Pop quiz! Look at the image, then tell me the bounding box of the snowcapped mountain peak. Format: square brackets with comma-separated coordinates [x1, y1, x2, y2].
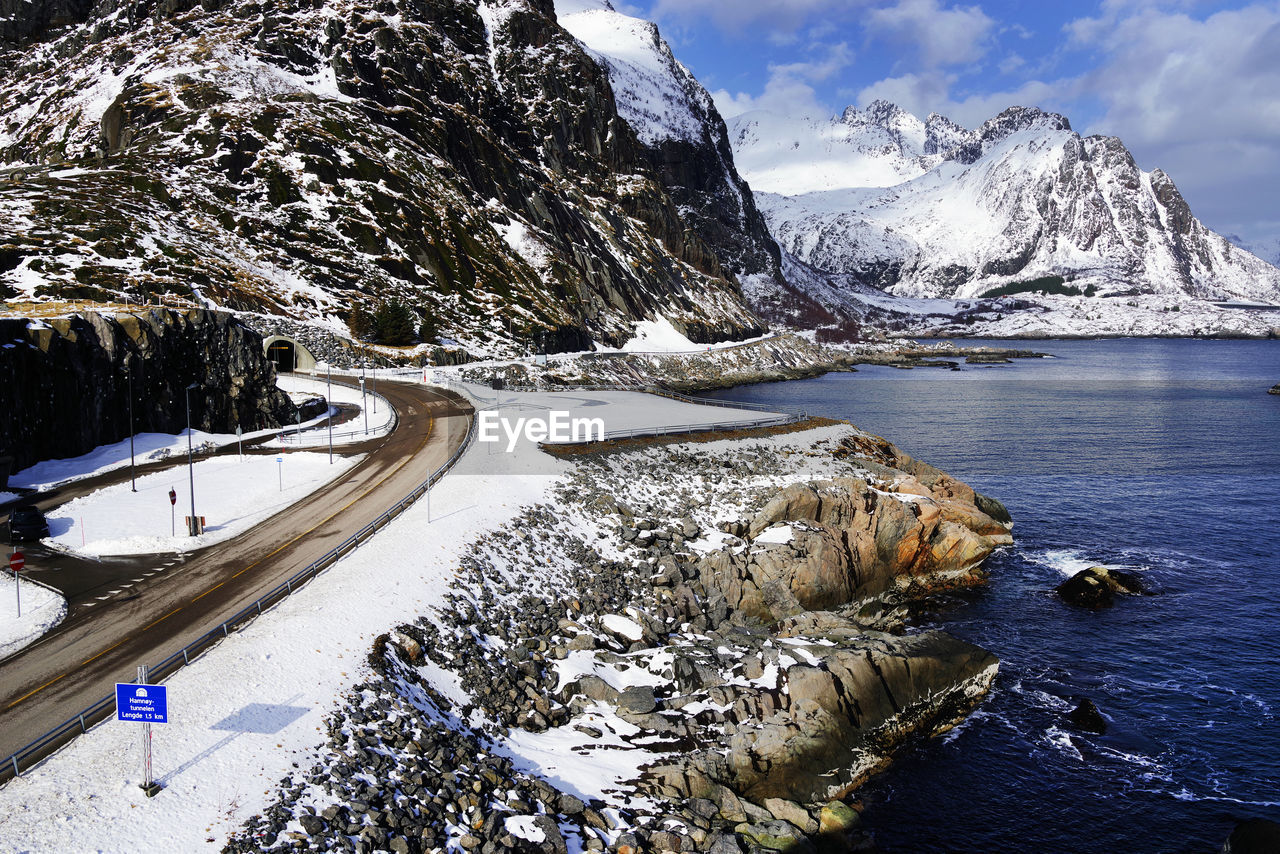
[554, 0, 617, 13]
[979, 105, 1071, 139]
[924, 112, 969, 155]
[732, 100, 1280, 306]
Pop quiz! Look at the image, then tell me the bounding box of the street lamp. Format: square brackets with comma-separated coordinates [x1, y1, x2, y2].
[184, 382, 199, 536]
[360, 369, 368, 436]
[325, 364, 333, 464]
[126, 368, 137, 492]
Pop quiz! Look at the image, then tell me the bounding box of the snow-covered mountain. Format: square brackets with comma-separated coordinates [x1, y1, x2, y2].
[731, 102, 1280, 311]
[0, 0, 776, 352]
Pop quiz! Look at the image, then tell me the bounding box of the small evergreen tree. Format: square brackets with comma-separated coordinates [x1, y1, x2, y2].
[374, 300, 416, 345]
[347, 305, 376, 340]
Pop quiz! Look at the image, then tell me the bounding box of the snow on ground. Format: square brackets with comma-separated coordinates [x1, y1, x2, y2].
[460, 383, 786, 440]
[267, 372, 393, 447]
[0, 441, 561, 853]
[10, 374, 385, 492]
[620, 316, 696, 353]
[0, 576, 67, 660]
[0, 387, 778, 852]
[9, 429, 275, 493]
[44, 451, 362, 558]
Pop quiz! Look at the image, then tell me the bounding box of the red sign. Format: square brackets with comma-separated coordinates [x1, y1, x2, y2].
[9, 552, 24, 572]
[169, 488, 177, 506]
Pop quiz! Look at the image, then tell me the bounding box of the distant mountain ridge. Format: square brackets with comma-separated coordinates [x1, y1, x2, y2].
[730, 101, 1280, 309]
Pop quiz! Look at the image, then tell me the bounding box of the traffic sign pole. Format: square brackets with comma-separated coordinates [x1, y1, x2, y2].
[139, 665, 152, 791]
[277, 456, 283, 491]
[128, 664, 165, 797]
[10, 550, 22, 618]
[169, 487, 177, 537]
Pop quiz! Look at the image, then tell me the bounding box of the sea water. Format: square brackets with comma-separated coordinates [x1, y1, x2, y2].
[705, 338, 1280, 852]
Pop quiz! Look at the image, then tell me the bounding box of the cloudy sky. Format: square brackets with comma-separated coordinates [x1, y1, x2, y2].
[629, 0, 1280, 249]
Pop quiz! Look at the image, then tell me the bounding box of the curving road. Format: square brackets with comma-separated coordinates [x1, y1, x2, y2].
[0, 379, 471, 765]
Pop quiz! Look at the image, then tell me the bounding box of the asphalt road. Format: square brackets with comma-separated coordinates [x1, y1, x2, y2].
[0, 379, 472, 763]
[0, 401, 368, 608]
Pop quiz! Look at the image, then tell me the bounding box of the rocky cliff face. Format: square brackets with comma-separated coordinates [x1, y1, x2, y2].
[0, 308, 292, 471]
[732, 102, 1280, 306]
[0, 0, 766, 351]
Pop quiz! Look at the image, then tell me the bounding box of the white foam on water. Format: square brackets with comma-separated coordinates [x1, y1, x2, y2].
[1041, 726, 1083, 762]
[1025, 548, 1144, 578]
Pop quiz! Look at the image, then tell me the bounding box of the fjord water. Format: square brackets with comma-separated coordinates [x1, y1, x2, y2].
[705, 339, 1280, 852]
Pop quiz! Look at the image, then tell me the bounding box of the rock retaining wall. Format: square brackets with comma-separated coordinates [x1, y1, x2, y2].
[0, 308, 292, 472]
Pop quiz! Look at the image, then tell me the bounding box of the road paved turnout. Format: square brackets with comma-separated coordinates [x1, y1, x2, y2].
[0, 379, 472, 764]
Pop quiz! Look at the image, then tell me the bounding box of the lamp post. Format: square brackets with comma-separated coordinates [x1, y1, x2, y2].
[360, 370, 368, 436]
[326, 364, 333, 464]
[127, 369, 137, 492]
[184, 383, 199, 536]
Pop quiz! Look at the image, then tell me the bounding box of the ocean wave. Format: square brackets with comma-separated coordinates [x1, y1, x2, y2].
[1041, 726, 1083, 761]
[1003, 678, 1073, 712]
[1170, 789, 1280, 808]
[1024, 548, 1147, 578]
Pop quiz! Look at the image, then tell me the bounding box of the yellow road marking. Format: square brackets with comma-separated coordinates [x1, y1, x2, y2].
[6, 399, 451, 711]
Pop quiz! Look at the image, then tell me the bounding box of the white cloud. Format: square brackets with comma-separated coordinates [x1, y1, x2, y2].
[865, 0, 996, 68]
[648, 0, 849, 35]
[855, 72, 1074, 127]
[711, 42, 854, 119]
[1066, 3, 1280, 236]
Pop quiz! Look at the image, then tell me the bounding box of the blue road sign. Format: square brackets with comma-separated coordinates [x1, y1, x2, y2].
[116, 683, 169, 723]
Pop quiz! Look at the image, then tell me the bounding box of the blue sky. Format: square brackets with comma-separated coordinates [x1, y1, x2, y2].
[628, 0, 1280, 248]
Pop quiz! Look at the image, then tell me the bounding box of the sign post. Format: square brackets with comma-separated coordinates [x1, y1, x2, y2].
[277, 456, 283, 491]
[168, 488, 177, 537]
[9, 551, 23, 618]
[236, 425, 243, 460]
[117, 666, 167, 797]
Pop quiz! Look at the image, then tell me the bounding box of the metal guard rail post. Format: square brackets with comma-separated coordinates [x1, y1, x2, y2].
[0, 404, 477, 784]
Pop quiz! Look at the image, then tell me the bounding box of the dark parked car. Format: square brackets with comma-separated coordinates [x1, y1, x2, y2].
[7, 504, 49, 541]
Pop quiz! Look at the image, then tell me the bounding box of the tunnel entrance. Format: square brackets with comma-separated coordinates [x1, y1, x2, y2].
[262, 335, 317, 373]
[267, 339, 296, 373]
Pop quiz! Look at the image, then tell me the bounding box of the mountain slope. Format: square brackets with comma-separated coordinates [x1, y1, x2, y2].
[0, 0, 767, 352]
[554, 0, 784, 292]
[731, 103, 1280, 307]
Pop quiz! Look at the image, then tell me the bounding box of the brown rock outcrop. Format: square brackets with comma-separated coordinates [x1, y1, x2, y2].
[702, 471, 1012, 625]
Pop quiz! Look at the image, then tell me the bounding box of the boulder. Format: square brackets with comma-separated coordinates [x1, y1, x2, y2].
[818, 800, 861, 837]
[618, 686, 657, 716]
[297, 813, 326, 836]
[734, 820, 815, 853]
[1066, 698, 1107, 734]
[762, 798, 818, 835]
[724, 631, 998, 803]
[1056, 566, 1143, 608]
[1222, 818, 1280, 853]
[1269, 384, 1280, 395]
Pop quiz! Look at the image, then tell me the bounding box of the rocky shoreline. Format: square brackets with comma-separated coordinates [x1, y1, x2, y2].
[225, 420, 1012, 853]
[452, 333, 1045, 393]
